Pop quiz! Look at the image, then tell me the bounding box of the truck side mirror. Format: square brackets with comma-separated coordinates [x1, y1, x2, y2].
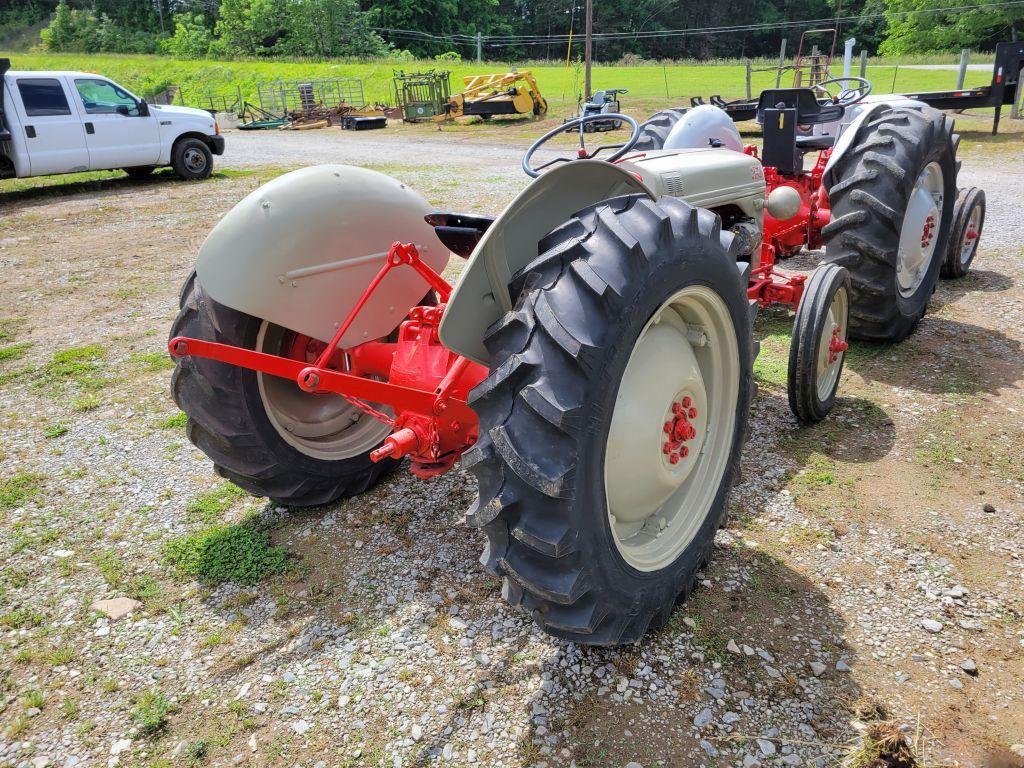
[138, 101, 150, 117]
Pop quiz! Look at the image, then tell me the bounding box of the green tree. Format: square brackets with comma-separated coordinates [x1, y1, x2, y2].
[279, 0, 388, 57]
[39, 0, 78, 51]
[214, 0, 287, 55]
[163, 13, 214, 58]
[367, 0, 507, 58]
[880, 0, 1024, 53]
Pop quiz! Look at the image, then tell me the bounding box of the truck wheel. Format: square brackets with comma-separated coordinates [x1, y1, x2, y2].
[941, 187, 985, 279]
[787, 264, 850, 423]
[124, 166, 156, 180]
[823, 106, 956, 342]
[170, 277, 397, 506]
[633, 108, 688, 151]
[171, 138, 213, 181]
[465, 194, 755, 645]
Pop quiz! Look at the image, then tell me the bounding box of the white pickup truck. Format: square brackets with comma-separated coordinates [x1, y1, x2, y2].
[1, 58, 224, 182]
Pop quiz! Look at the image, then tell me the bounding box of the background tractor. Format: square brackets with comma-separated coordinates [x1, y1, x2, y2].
[169, 88, 978, 645]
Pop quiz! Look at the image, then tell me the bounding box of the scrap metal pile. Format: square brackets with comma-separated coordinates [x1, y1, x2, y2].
[239, 76, 389, 131]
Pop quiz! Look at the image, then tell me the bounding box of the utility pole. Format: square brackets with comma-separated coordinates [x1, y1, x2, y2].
[584, 0, 593, 100]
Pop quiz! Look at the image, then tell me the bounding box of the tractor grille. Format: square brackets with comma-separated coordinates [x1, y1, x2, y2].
[663, 171, 685, 197]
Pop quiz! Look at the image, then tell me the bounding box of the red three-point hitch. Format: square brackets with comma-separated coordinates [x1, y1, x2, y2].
[169, 242, 487, 478]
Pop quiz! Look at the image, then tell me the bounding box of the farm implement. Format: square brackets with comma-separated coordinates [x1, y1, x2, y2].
[690, 40, 1024, 136]
[169, 86, 981, 645]
[393, 69, 547, 122]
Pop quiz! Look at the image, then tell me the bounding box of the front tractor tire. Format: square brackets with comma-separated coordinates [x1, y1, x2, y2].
[787, 264, 851, 423]
[823, 106, 956, 342]
[465, 194, 756, 645]
[941, 186, 985, 279]
[170, 278, 397, 506]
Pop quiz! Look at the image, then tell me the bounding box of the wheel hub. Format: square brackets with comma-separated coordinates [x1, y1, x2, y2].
[256, 322, 391, 460]
[184, 148, 206, 173]
[662, 396, 700, 465]
[827, 326, 848, 365]
[604, 286, 739, 572]
[896, 161, 944, 298]
[960, 206, 981, 265]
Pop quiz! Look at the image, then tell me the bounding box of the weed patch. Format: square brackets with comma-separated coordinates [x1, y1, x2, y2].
[0, 343, 31, 362]
[753, 311, 792, 389]
[186, 484, 246, 524]
[0, 473, 44, 509]
[160, 411, 187, 429]
[165, 518, 290, 586]
[45, 345, 106, 386]
[130, 350, 175, 373]
[44, 423, 69, 439]
[132, 689, 175, 735]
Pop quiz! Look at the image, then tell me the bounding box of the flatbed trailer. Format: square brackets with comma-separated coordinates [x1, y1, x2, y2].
[693, 41, 1024, 135]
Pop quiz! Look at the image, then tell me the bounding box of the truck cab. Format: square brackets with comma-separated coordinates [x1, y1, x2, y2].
[1, 58, 224, 182]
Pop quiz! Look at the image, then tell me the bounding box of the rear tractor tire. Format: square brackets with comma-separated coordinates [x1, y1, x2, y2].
[823, 106, 956, 342]
[941, 187, 985, 279]
[170, 277, 397, 506]
[633, 108, 689, 151]
[787, 264, 851, 423]
[465, 194, 757, 645]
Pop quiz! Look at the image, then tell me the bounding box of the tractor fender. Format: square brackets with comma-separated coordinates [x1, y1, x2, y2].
[439, 160, 654, 366]
[195, 165, 446, 346]
[824, 97, 925, 184]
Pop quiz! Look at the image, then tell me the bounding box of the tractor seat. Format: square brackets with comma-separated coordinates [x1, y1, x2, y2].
[756, 88, 844, 126]
[794, 134, 836, 151]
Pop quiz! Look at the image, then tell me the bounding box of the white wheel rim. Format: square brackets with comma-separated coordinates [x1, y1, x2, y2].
[959, 203, 982, 266]
[604, 286, 739, 572]
[814, 286, 849, 401]
[256, 321, 391, 461]
[896, 161, 944, 298]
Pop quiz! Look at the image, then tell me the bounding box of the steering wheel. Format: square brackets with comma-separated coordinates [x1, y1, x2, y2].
[522, 113, 641, 178]
[813, 76, 872, 106]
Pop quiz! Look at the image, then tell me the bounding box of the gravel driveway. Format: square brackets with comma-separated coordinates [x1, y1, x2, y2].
[0, 115, 1022, 768]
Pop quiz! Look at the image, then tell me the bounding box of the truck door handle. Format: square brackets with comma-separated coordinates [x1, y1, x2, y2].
[25, 125, 35, 138]
[85, 122, 94, 134]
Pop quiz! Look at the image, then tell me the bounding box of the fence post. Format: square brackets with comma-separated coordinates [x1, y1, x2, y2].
[957, 48, 970, 89]
[843, 37, 856, 78]
[476, 32, 482, 63]
[776, 38, 787, 88]
[859, 50, 867, 79]
[746, 59, 752, 99]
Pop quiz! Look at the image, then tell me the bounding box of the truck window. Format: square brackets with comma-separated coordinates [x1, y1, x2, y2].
[17, 78, 71, 116]
[75, 79, 139, 115]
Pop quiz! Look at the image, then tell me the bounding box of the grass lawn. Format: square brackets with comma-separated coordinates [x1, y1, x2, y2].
[5, 52, 999, 114]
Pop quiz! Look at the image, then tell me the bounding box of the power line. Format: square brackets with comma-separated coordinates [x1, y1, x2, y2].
[372, 0, 1024, 47]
